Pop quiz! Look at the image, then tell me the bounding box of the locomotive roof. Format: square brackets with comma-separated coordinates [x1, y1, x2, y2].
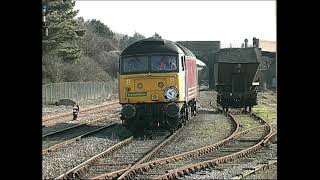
[216, 47, 262, 63]
[121, 38, 196, 58]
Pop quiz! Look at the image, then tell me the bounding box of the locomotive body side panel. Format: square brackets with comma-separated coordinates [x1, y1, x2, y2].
[185, 57, 198, 102]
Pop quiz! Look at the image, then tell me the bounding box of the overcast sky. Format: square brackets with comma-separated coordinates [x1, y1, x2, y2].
[75, 1, 276, 47]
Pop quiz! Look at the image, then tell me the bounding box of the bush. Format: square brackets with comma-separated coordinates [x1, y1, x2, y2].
[42, 55, 65, 84]
[96, 51, 120, 78]
[62, 57, 112, 82]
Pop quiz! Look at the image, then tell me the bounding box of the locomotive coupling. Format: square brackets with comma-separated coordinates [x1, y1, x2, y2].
[165, 102, 180, 117]
[121, 104, 136, 119]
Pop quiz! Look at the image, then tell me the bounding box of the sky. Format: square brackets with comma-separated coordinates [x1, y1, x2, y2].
[74, 1, 276, 48]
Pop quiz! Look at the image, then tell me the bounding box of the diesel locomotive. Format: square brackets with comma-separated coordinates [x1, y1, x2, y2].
[118, 38, 199, 131]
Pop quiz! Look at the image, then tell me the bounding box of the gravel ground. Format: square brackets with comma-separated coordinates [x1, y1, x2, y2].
[153, 111, 232, 159]
[42, 94, 118, 117]
[198, 90, 217, 109]
[42, 124, 131, 179]
[245, 163, 277, 179]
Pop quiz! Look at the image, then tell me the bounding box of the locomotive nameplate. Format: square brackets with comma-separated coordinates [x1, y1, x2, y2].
[127, 92, 147, 97]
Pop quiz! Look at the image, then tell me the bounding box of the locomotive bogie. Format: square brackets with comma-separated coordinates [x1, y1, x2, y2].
[120, 99, 197, 131]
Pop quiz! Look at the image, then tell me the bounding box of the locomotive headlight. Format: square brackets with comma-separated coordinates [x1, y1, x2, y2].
[121, 104, 136, 119]
[152, 94, 159, 101]
[137, 83, 143, 89]
[158, 82, 164, 88]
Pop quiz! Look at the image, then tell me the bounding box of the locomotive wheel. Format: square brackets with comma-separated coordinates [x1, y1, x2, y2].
[176, 116, 183, 128]
[192, 102, 197, 116]
[166, 117, 180, 132]
[182, 116, 186, 126]
[185, 106, 189, 121]
[188, 106, 192, 120]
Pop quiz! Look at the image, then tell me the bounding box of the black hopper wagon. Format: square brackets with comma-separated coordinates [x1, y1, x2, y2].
[214, 47, 261, 112]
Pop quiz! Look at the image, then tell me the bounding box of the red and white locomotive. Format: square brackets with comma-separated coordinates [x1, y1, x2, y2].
[118, 38, 199, 131]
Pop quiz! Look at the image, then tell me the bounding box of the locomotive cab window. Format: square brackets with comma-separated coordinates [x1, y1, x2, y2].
[121, 56, 149, 74]
[151, 55, 178, 72]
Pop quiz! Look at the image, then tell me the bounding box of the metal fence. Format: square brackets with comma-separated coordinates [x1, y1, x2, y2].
[42, 81, 118, 104]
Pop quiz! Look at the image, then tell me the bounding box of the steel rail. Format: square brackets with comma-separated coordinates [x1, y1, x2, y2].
[43, 101, 120, 125]
[55, 136, 134, 180]
[152, 113, 276, 180]
[90, 127, 185, 180]
[42, 112, 120, 138]
[118, 121, 267, 179]
[116, 127, 184, 180]
[100, 110, 240, 180]
[42, 121, 118, 155]
[87, 109, 209, 180]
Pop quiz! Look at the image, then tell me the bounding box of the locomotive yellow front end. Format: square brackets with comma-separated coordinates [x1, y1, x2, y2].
[118, 38, 198, 132]
[119, 57, 185, 131]
[119, 73, 183, 104]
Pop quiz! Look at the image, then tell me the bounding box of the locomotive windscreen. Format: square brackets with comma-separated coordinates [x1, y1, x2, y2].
[121, 56, 149, 74]
[151, 55, 177, 72]
[120, 55, 179, 74]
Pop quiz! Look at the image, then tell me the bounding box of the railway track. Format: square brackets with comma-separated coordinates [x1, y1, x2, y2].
[151, 113, 276, 180]
[231, 158, 277, 179]
[55, 128, 183, 179]
[53, 107, 235, 180]
[42, 100, 120, 126]
[49, 95, 276, 179]
[116, 111, 275, 180]
[43, 113, 120, 155]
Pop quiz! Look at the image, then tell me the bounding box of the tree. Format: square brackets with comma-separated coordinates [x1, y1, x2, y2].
[42, 0, 82, 63]
[42, 54, 65, 84]
[96, 51, 120, 78]
[119, 32, 146, 50]
[87, 19, 114, 39]
[62, 57, 112, 82]
[119, 35, 129, 50]
[77, 19, 118, 58]
[152, 32, 162, 39]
